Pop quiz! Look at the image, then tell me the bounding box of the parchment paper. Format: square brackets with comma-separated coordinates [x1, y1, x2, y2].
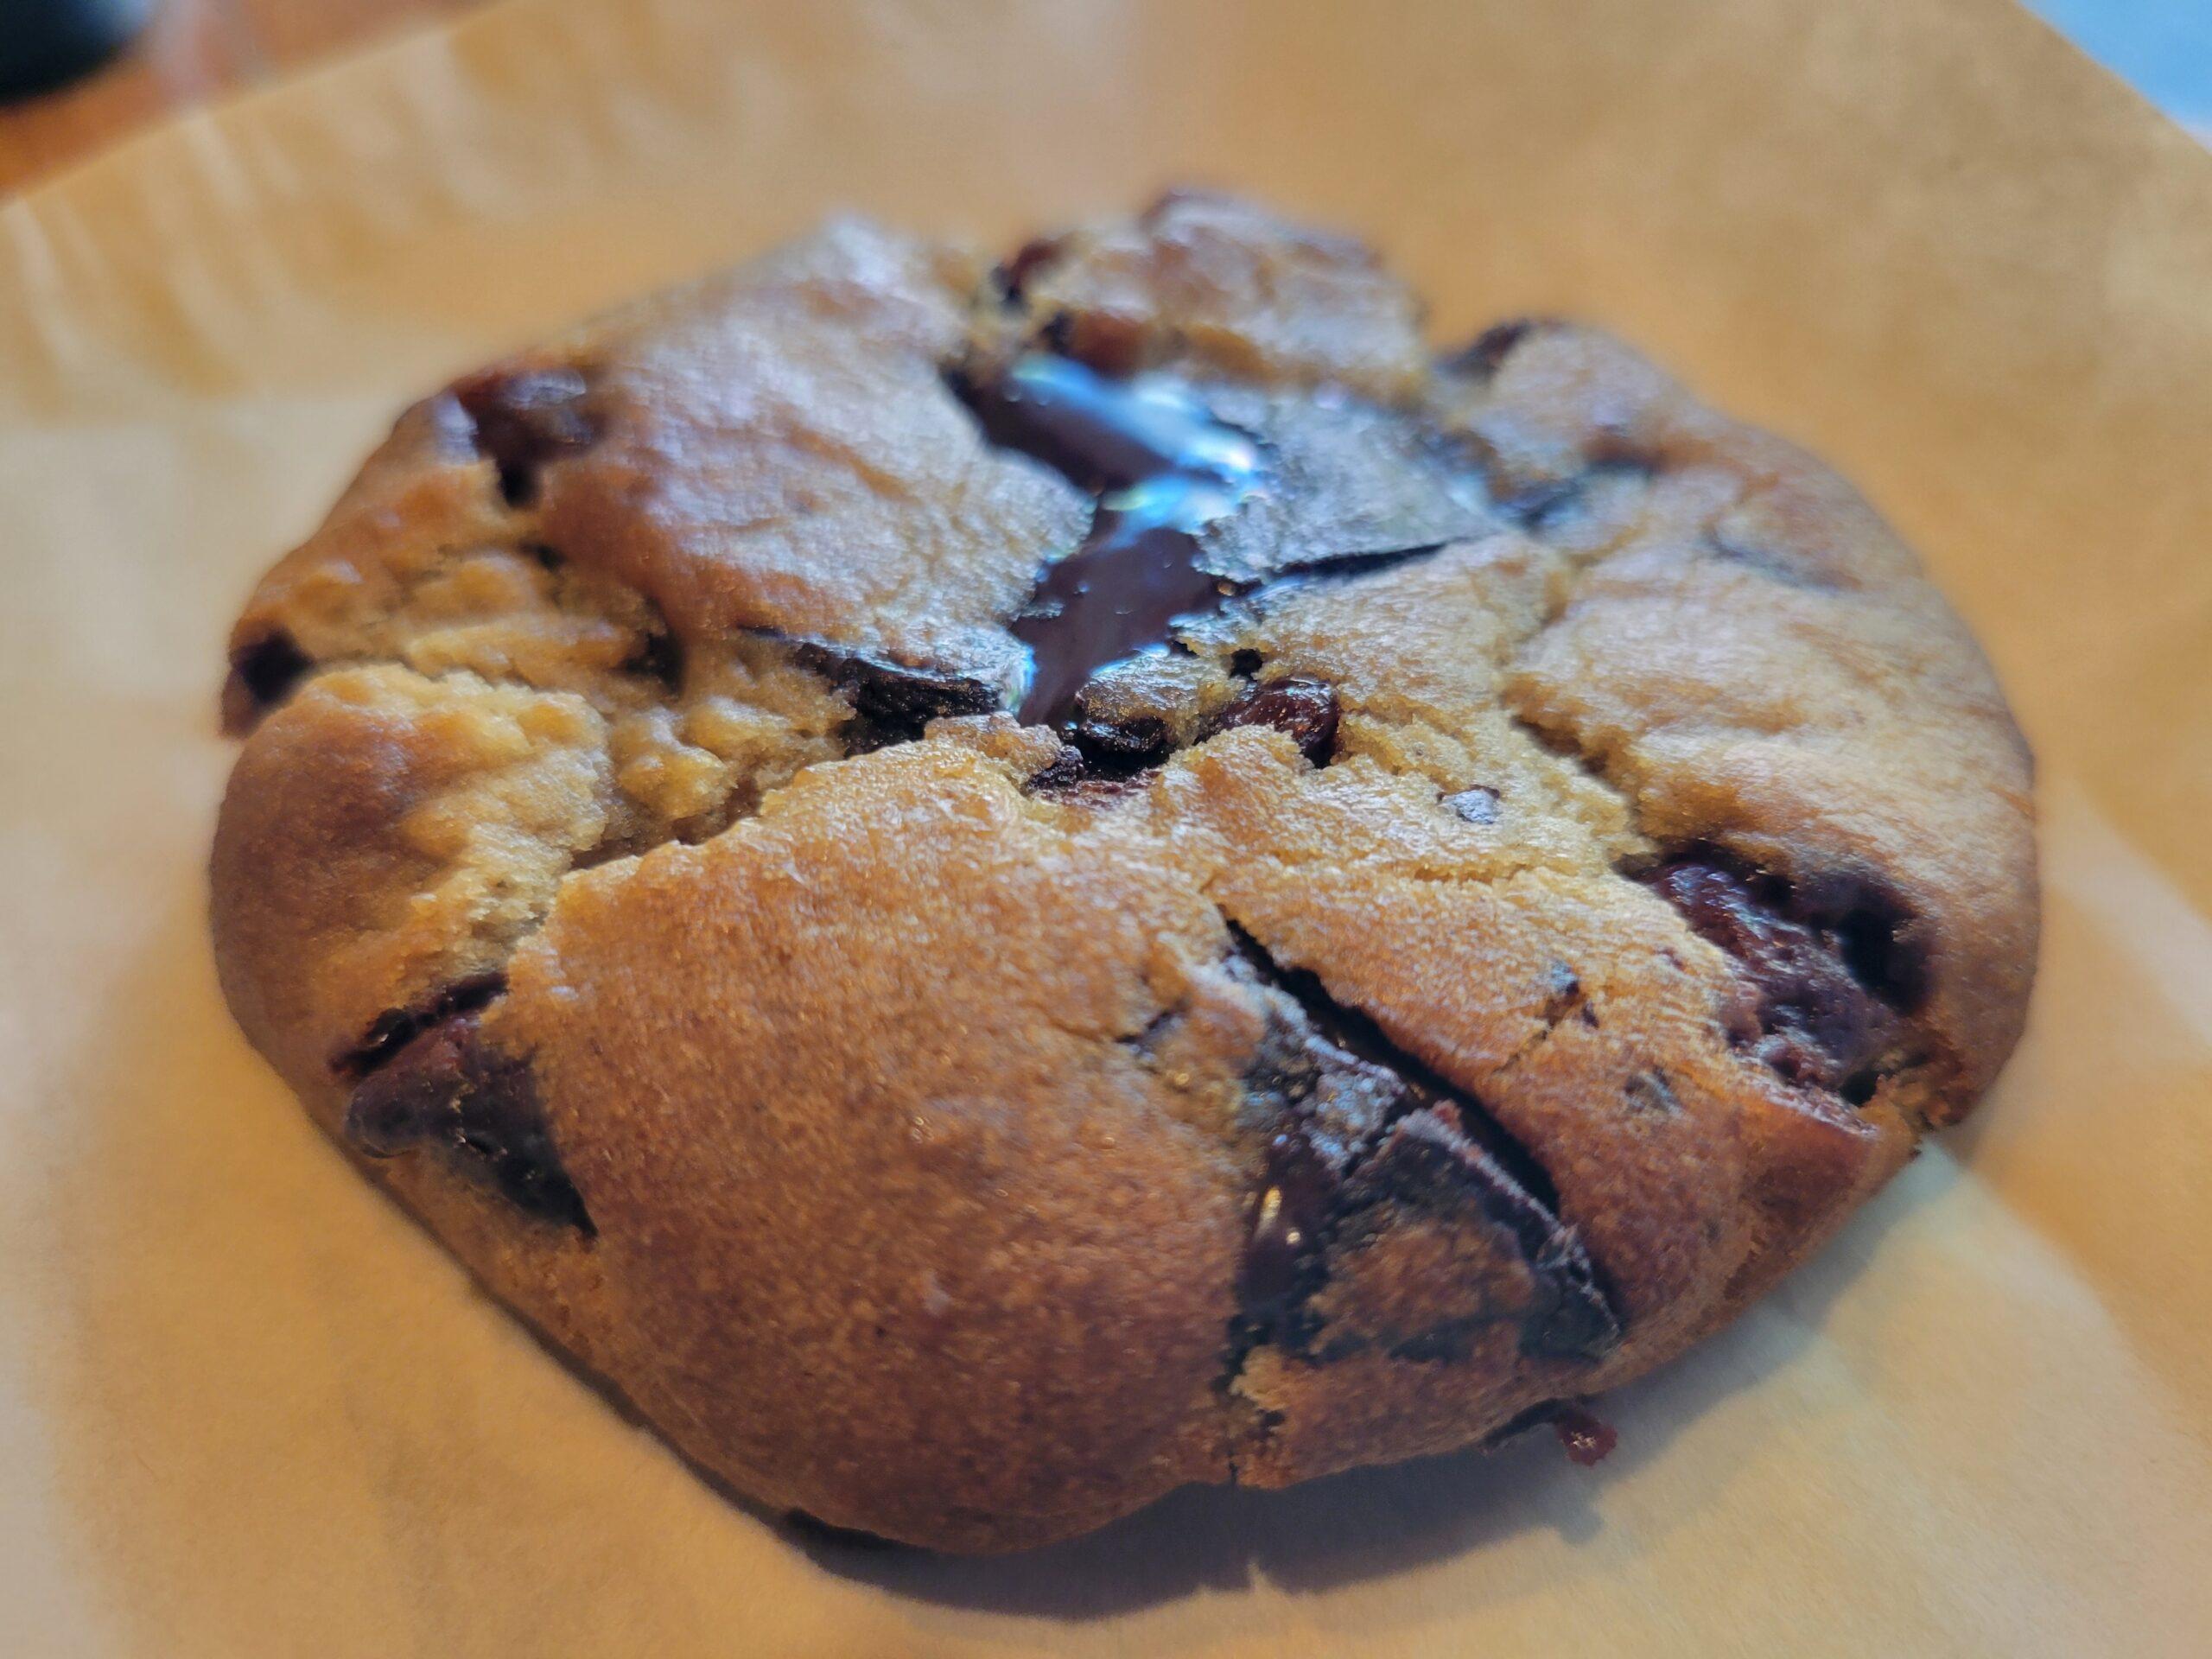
[3, 1, 2209, 1653]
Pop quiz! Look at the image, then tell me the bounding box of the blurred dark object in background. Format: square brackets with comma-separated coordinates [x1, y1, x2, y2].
[0, 0, 153, 100]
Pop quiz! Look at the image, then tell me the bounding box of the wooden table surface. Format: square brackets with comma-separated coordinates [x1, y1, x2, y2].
[0, 0, 477, 196]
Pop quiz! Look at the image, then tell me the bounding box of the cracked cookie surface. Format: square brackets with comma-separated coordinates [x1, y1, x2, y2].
[210, 192, 2037, 1552]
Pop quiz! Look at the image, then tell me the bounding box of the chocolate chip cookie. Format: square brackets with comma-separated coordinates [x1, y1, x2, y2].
[210, 192, 2037, 1552]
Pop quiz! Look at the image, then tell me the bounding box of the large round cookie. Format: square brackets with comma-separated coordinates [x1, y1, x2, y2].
[210, 193, 2037, 1552]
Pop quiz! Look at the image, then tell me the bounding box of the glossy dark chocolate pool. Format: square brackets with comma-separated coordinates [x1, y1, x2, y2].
[957, 354, 1267, 728]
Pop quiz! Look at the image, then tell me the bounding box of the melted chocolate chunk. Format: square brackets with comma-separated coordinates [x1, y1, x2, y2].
[219, 629, 313, 734]
[1348, 1107, 1620, 1363]
[343, 1005, 591, 1231]
[1231, 970, 1421, 1344]
[1048, 667, 1338, 786]
[454, 366, 600, 507]
[1014, 528, 1236, 728]
[954, 354, 1264, 728]
[956, 354, 1261, 510]
[1227, 931, 1619, 1363]
[1060, 654, 1224, 768]
[1252, 947, 1565, 1217]
[1024, 758, 1155, 808]
[785, 640, 1000, 750]
[1786, 865, 1928, 1010]
[1238, 1127, 1344, 1330]
[624, 627, 684, 693]
[1195, 389, 1491, 578]
[1068, 706, 1174, 768]
[954, 353, 1493, 747]
[1022, 746, 1095, 796]
[1642, 850, 1917, 1096]
[333, 972, 507, 1080]
[1204, 677, 1340, 765]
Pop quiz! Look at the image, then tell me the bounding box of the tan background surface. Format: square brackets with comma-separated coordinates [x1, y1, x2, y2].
[2, 0, 2209, 1653]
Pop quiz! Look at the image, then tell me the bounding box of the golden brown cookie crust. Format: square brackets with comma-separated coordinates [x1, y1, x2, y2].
[211, 194, 2036, 1552]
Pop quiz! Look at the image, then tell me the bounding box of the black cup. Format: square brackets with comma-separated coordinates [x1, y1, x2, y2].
[0, 0, 153, 100]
